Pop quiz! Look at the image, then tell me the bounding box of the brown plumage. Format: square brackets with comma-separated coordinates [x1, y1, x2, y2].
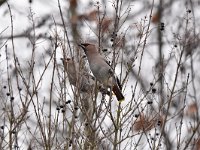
[79, 43, 124, 101]
[61, 58, 95, 92]
[62, 58, 110, 95]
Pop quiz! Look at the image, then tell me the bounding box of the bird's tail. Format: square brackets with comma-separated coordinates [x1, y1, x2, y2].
[113, 84, 124, 102]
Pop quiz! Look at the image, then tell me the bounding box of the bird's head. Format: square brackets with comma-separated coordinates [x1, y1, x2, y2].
[60, 58, 74, 67]
[78, 43, 97, 54]
[78, 43, 90, 49]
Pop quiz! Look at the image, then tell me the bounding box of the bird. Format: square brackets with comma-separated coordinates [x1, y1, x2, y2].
[79, 43, 124, 101]
[61, 57, 109, 95]
[61, 58, 95, 124]
[61, 58, 95, 93]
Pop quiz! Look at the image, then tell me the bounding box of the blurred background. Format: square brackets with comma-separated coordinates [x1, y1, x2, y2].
[0, 0, 200, 149]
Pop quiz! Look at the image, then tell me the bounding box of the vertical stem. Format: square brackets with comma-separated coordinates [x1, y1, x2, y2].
[112, 1, 121, 149]
[157, 0, 164, 108]
[113, 103, 121, 150]
[48, 40, 58, 149]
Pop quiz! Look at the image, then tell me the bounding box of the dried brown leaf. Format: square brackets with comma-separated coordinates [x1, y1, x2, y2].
[101, 18, 112, 33]
[152, 12, 160, 24]
[86, 10, 99, 21]
[186, 103, 198, 116]
[133, 114, 163, 132]
[70, 0, 77, 8]
[195, 139, 200, 150]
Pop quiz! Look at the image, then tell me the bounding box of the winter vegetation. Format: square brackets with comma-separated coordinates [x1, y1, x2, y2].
[0, 0, 200, 149]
